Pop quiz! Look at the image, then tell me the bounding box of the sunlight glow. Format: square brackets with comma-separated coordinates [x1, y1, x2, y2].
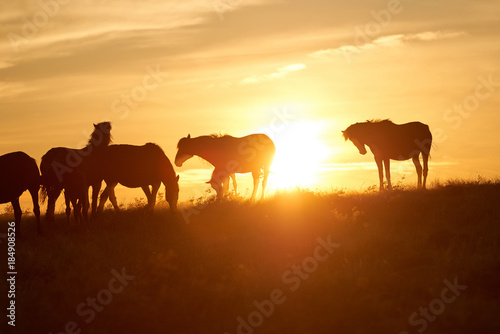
[268, 120, 331, 189]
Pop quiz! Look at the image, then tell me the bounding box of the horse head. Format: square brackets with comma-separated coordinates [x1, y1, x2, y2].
[166, 174, 180, 214]
[343, 127, 367, 155]
[89, 122, 112, 149]
[175, 134, 194, 167]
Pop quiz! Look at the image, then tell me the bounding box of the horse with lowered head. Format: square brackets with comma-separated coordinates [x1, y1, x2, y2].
[0, 152, 41, 234]
[175, 134, 276, 200]
[40, 122, 112, 221]
[96, 143, 179, 214]
[343, 120, 432, 190]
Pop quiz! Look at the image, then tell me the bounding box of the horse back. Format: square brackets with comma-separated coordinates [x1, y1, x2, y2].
[99, 143, 175, 186]
[0, 151, 40, 203]
[219, 134, 275, 172]
[383, 122, 432, 159]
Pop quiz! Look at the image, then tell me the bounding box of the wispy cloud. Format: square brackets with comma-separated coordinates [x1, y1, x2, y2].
[309, 30, 467, 60]
[240, 63, 306, 85]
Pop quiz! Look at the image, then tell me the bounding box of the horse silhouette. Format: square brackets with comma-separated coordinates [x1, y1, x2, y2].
[175, 134, 276, 200]
[40, 122, 112, 221]
[0, 152, 41, 234]
[96, 143, 179, 214]
[343, 120, 432, 190]
[206, 169, 237, 198]
[62, 169, 88, 224]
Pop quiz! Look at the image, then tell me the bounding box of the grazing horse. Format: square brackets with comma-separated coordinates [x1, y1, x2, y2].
[96, 143, 179, 214]
[175, 134, 276, 200]
[207, 169, 237, 198]
[41, 122, 112, 221]
[343, 120, 432, 190]
[0, 152, 41, 234]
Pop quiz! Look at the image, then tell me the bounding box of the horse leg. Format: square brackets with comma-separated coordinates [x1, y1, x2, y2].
[81, 189, 89, 224]
[230, 174, 237, 195]
[46, 187, 61, 222]
[90, 182, 101, 219]
[251, 171, 260, 201]
[384, 159, 393, 191]
[29, 185, 41, 234]
[107, 183, 120, 211]
[422, 153, 429, 189]
[150, 182, 160, 213]
[64, 190, 71, 224]
[375, 157, 384, 191]
[412, 155, 423, 188]
[221, 175, 229, 197]
[141, 185, 152, 208]
[11, 198, 22, 234]
[97, 186, 110, 213]
[261, 169, 270, 200]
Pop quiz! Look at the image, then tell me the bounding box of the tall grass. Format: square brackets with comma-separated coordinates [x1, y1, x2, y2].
[1, 179, 500, 334]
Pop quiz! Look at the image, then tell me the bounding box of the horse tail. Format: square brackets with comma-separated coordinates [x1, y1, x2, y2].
[39, 174, 50, 204]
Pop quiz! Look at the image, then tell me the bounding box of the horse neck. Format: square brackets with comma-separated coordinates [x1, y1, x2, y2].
[189, 137, 223, 166]
[356, 123, 378, 144]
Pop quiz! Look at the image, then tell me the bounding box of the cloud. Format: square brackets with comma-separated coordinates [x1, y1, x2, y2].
[309, 30, 466, 60]
[240, 63, 306, 85]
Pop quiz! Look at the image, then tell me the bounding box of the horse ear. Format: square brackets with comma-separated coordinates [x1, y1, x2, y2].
[94, 123, 97, 128]
[187, 134, 191, 139]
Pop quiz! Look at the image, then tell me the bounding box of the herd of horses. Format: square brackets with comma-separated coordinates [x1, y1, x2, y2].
[0, 119, 432, 234]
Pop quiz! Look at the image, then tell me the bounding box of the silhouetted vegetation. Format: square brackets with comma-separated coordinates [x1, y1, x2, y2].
[2, 179, 500, 334]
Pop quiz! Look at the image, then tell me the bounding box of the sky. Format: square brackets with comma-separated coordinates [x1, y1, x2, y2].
[1, 0, 500, 209]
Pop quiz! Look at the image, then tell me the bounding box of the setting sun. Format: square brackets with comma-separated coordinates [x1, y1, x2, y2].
[267, 120, 331, 189]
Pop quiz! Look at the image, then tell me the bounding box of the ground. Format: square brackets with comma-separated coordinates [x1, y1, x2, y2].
[1, 179, 500, 334]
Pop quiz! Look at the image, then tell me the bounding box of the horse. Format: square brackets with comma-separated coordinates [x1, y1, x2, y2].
[40, 122, 112, 221]
[62, 169, 88, 224]
[343, 120, 432, 191]
[175, 134, 276, 200]
[0, 152, 41, 234]
[96, 143, 179, 214]
[206, 169, 237, 198]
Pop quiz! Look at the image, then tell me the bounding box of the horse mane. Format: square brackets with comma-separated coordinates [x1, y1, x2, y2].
[343, 119, 393, 141]
[88, 122, 112, 148]
[366, 119, 393, 124]
[209, 133, 228, 138]
[178, 133, 234, 148]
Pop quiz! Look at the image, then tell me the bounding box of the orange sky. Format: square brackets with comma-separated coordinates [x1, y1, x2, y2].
[1, 0, 500, 209]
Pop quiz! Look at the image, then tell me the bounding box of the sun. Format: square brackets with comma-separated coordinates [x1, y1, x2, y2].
[267, 120, 330, 189]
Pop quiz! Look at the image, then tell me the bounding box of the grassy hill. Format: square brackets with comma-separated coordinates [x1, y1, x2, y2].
[2, 179, 500, 334]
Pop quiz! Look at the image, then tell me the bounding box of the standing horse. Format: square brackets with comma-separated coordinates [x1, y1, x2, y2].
[0, 152, 41, 234]
[62, 169, 88, 224]
[343, 120, 432, 190]
[175, 134, 276, 200]
[96, 143, 179, 214]
[41, 122, 112, 221]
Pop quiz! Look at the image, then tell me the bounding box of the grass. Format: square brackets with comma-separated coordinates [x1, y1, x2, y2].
[1, 179, 500, 334]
